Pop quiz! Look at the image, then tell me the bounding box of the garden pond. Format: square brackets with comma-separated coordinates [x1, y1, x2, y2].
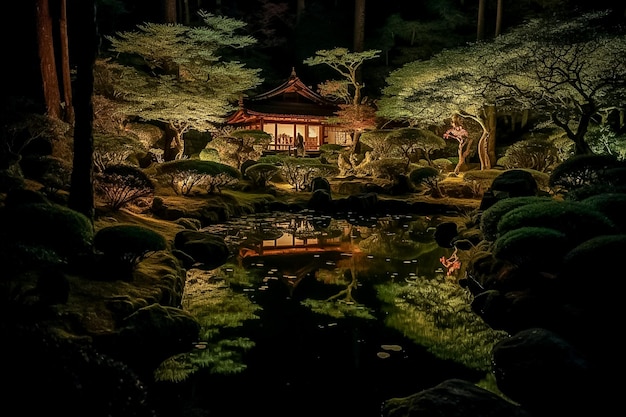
[156, 211, 507, 417]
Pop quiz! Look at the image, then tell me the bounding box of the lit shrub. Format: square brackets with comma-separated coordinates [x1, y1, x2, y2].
[95, 164, 155, 210]
[496, 200, 616, 249]
[479, 196, 552, 241]
[244, 163, 281, 188]
[369, 158, 408, 181]
[279, 157, 339, 191]
[93, 132, 146, 172]
[549, 154, 620, 195]
[94, 224, 168, 280]
[155, 159, 241, 196]
[409, 166, 443, 197]
[499, 138, 559, 172]
[492, 227, 569, 272]
[581, 192, 626, 233]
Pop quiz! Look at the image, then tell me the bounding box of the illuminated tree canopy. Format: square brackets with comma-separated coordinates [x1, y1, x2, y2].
[378, 9, 626, 164]
[98, 11, 262, 160]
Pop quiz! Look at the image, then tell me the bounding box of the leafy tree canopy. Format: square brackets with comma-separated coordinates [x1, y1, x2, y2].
[99, 11, 263, 159]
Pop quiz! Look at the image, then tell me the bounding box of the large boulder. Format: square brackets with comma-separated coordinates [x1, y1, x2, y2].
[382, 378, 531, 417]
[491, 327, 603, 415]
[174, 230, 230, 270]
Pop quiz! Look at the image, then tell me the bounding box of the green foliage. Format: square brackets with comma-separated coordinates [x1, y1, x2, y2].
[586, 124, 626, 160]
[496, 200, 616, 249]
[499, 138, 559, 172]
[376, 278, 508, 371]
[95, 164, 155, 210]
[387, 127, 446, 166]
[301, 298, 376, 320]
[581, 192, 626, 233]
[93, 132, 146, 172]
[409, 166, 442, 197]
[100, 12, 262, 158]
[206, 129, 271, 169]
[0, 203, 94, 266]
[368, 158, 408, 181]
[20, 155, 72, 195]
[155, 159, 241, 195]
[244, 163, 280, 188]
[157, 268, 262, 382]
[198, 147, 220, 162]
[377, 10, 626, 158]
[560, 234, 626, 283]
[480, 196, 553, 241]
[94, 224, 168, 269]
[279, 157, 339, 191]
[492, 227, 569, 271]
[549, 154, 621, 194]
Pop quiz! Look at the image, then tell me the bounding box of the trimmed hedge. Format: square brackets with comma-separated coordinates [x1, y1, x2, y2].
[496, 200, 616, 249]
[479, 196, 553, 241]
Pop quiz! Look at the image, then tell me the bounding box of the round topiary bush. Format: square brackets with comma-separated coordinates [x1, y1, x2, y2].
[479, 196, 553, 241]
[496, 200, 616, 250]
[0, 202, 94, 268]
[94, 224, 168, 280]
[492, 227, 569, 272]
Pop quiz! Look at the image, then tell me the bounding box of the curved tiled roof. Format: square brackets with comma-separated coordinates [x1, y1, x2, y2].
[227, 68, 338, 124]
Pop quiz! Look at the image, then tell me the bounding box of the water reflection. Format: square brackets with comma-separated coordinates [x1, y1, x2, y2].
[172, 211, 504, 417]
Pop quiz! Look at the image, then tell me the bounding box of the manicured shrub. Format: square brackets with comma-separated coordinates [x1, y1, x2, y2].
[490, 169, 538, 197]
[581, 192, 626, 233]
[559, 234, 626, 284]
[244, 163, 280, 188]
[480, 196, 554, 241]
[155, 159, 241, 195]
[94, 224, 168, 280]
[492, 227, 569, 272]
[499, 138, 559, 172]
[95, 164, 155, 210]
[549, 154, 620, 194]
[0, 202, 94, 267]
[409, 166, 442, 197]
[496, 200, 615, 249]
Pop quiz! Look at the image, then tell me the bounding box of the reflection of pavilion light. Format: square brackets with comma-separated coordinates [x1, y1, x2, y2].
[403, 260, 411, 264]
[367, 255, 374, 259]
[314, 254, 320, 258]
[326, 261, 335, 266]
[340, 252, 352, 257]
[385, 258, 391, 262]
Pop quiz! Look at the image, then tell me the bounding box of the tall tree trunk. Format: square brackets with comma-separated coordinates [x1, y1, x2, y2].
[36, 0, 62, 119]
[163, 0, 177, 23]
[484, 104, 497, 168]
[68, 0, 98, 224]
[476, 0, 486, 41]
[59, 0, 74, 123]
[296, 0, 305, 25]
[353, 0, 365, 53]
[494, 0, 503, 37]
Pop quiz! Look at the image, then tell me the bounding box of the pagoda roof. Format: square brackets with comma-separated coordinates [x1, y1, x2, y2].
[227, 68, 339, 124]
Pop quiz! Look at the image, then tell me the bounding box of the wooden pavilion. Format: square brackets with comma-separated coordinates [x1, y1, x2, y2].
[226, 68, 350, 153]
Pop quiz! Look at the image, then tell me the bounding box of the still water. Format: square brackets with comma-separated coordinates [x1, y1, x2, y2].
[167, 211, 504, 417]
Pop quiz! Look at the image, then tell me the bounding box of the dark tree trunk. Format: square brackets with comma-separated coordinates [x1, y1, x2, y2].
[477, 0, 486, 41]
[163, 0, 177, 23]
[495, 0, 503, 37]
[68, 0, 98, 224]
[36, 0, 62, 119]
[59, 0, 74, 123]
[353, 0, 365, 53]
